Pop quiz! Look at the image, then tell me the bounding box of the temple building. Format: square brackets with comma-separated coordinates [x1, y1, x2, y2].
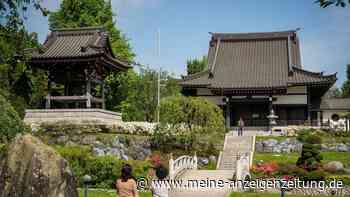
[180, 30, 337, 128]
[24, 27, 130, 124]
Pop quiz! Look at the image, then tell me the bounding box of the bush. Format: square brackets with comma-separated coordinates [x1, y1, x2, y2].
[55, 145, 151, 189]
[55, 145, 91, 186]
[300, 170, 326, 182]
[85, 156, 123, 188]
[251, 161, 279, 177]
[305, 135, 322, 144]
[154, 96, 225, 154]
[159, 96, 225, 133]
[150, 124, 195, 152]
[327, 175, 350, 186]
[0, 94, 24, 142]
[297, 143, 323, 171]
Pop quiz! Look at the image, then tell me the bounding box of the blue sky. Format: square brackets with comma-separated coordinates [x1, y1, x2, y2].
[24, 0, 350, 87]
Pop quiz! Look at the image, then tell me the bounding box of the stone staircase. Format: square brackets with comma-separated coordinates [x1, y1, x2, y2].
[217, 135, 254, 170]
[169, 134, 255, 197]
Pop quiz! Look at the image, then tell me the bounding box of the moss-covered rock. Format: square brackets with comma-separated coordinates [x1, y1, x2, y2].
[0, 134, 78, 197]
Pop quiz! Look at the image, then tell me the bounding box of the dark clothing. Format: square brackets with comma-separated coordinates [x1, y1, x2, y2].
[238, 119, 244, 136]
[238, 127, 243, 136]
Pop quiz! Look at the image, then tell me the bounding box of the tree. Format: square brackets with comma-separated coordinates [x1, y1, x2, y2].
[49, 0, 134, 61]
[186, 56, 208, 75]
[342, 64, 350, 97]
[316, 0, 349, 7]
[117, 67, 180, 122]
[0, 94, 24, 142]
[159, 96, 225, 132]
[324, 86, 342, 98]
[297, 134, 323, 171]
[0, 0, 48, 28]
[0, 22, 46, 117]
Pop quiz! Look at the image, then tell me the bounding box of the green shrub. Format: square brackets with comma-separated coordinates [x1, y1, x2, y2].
[154, 96, 225, 154]
[300, 170, 326, 182]
[55, 145, 91, 186]
[0, 94, 24, 142]
[327, 175, 350, 186]
[297, 143, 323, 171]
[85, 156, 122, 188]
[159, 96, 225, 133]
[55, 145, 151, 189]
[150, 124, 195, 152]
[0, 143, 7, 157]
[38, 122, 111, 138]
[305, 135, 322, 144]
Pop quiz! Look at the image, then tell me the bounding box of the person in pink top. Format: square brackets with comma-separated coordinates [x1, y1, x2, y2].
[116, 164, 139, 197]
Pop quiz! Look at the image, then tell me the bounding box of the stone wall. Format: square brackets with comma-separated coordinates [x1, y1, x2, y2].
[24, 108, 122, 125]
[256, 138, 350, 153]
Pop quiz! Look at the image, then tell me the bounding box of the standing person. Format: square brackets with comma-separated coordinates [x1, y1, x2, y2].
[116, 164, 139, 197]
[238, 117, 245, 136]
[150, 164, 169, 197]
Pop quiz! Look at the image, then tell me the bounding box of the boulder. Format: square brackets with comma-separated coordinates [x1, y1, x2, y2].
[209, 155, 217, 163]
[324, 161, 344, 172]
[0, 134, 78, 197]
[262, 139, 278, 147]
[92, 147, 105, 156]
[198, 157, 209, 166]
[336, 144, 349, 152]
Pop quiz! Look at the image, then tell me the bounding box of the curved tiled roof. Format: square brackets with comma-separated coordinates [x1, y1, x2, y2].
[180, 30, 336, 90]
[320, 98, 350, 110]
[29, 27, 131, 70]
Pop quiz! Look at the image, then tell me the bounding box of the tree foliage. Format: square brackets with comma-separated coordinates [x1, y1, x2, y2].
[342, 64, 350, 97]
[0, 94, 24, 142]
[186, 56, 208, 75]
[297, 134, 323, 171]
[0, 22, 47, 117]
[316, 0, 349, 7]
[49, 0, 134, 61]
[107, 68, 180, 122]
[324, 86, 342, 98]
[0, 0, 48, 29]
[159, 96, 225, 132]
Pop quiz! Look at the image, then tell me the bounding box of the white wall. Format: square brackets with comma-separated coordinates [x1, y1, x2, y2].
[287, 86, 307, 94]
[273, 95, 307, 105]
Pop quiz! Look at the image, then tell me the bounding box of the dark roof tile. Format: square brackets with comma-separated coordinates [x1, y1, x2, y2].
[180, 30, 336, 90]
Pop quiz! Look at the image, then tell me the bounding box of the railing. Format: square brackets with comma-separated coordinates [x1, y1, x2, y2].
[169, 154, 198, 179]
[232, 119, 321, 127]
[235, 152, 252, 181]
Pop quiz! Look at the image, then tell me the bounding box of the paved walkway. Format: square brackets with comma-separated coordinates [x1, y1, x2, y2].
[169, 133, 255, 197]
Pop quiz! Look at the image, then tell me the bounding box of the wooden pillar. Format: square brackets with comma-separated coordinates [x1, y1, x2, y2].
[45, 71, 51, 109]
[225, 97, 231, 129]
[102, 81, 106, 109]
[86, 79, 91, 108]
[317, 111, 321, 127]
[307, 87, 311, 123]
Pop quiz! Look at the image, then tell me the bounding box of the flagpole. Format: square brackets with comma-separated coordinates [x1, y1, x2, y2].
[157, 29, 161, 123]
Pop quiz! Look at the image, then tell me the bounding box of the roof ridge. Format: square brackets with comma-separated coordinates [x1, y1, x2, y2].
[292, 66, 337, 78]
[182, 70, 210, 81]
[210, 29, 297, 36]
[51, 26, 105, 32]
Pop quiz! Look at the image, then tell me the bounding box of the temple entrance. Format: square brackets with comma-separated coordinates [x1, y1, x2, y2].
[230, 102, 269, 127]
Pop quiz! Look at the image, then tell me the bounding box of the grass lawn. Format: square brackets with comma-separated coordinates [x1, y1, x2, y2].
[78, 189, 151, 197]
[254, 152, 350, 168]
[230, 192, 327, 197]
